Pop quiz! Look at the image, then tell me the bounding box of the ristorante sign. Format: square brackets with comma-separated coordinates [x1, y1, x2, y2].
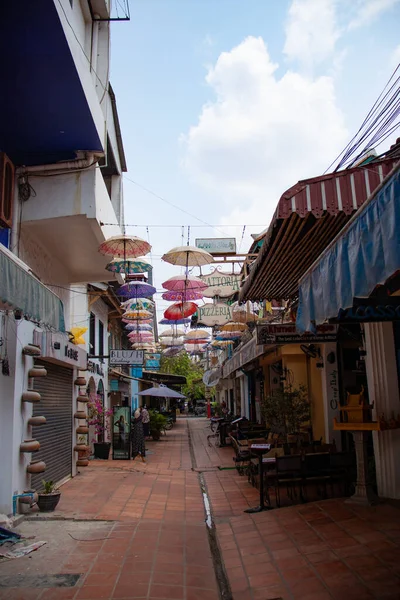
[200, 268, 242, 298]
[257, 323, 337, 345]
[197, 302, 233, 326]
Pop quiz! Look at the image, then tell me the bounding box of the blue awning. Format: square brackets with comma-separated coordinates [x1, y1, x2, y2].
[296, 164, 400, 332]
[0, 245, 65, 332]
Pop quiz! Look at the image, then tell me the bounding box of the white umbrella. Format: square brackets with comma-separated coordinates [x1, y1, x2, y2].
[185, 329, 210, 339]
[159, 327, 186, 338]
[162, 245, 214, 267]
[160, 337, 185, 346]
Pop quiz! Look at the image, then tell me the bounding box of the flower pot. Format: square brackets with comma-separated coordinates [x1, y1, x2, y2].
[27, 460, 46, 474]
[76, 459, 89, 467]
[28, 365, 47, 378]
[74, 377, 87, 387]
[77, 394, 89, 403]
[76, 425, 89, 434]
[74, 444, 90, 453]
[93, 442, 111, 459]
[20, 439, 40, 453]
[151, 430, 161, 441]
[37, 491, 61, 512]
[74, 410, 87, 419]
[22, 344, 41, 357]
[23, 489, 39, 504]
[28, 416, 47, 426]
[22, 390, 41, 403]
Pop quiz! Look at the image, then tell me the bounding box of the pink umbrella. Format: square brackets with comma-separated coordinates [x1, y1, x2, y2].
[162, 290, 203, 302]
[184, 338, 209, 345]
[98, 235, 151, 258]
[162, 275, 207, 293]
[123, 319, 153, 326]
[164, 302, 198, 320]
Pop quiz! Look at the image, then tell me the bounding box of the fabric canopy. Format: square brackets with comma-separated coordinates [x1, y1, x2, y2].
[138, 384, 186, 398]
[296, 165, 400, 333]
[0, 244, 65, 331]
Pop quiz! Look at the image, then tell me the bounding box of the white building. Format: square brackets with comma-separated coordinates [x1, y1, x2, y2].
[0, 0, 128, 515]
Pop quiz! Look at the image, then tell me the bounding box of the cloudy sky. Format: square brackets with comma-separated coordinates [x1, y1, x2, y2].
[110, 0, 400, 322]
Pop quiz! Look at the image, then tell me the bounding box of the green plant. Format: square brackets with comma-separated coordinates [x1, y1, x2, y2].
[160, 353, 206, 400]
[149, 410, 167, 438]
[41, 480, 57, 494]
[261, 384, 311, 439]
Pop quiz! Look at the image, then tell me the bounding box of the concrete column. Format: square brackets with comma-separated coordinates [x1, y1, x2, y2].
[364, 322, 400, 499]
[320, 343, 341, 448]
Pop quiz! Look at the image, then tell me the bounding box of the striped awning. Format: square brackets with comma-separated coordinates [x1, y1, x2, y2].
[239, 158, 398, 302]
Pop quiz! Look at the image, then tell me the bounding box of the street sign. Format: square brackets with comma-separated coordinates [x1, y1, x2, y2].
[256, 323, 337, 345]
[197, 302, 233, 326]
[195, 238, 237, 255]
[200, 268, 242, 298]
[109, 349, 144, 366]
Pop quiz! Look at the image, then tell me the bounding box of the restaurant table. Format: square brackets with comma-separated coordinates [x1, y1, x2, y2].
[244, 444, 271, 513]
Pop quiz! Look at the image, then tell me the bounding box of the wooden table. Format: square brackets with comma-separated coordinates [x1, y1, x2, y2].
[244, 444, 271, 513]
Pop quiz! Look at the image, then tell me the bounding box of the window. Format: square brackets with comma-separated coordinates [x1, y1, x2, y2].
[99, 320, 104, 359]
[89, 313, 96, 354]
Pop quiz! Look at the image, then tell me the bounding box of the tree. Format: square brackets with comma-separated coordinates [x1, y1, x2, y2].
[260, 384, 311, 439]
[160, 353, 206, 400]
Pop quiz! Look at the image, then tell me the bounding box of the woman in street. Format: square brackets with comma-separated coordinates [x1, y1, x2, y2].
[141, 405, 150, 439]
[131, 408, 146, 462]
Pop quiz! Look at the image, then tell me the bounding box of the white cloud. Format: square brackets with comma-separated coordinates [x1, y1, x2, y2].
[181, 36, 348, 233]
[390, 44, 400, 70]
[348, 0, 400, 30]
[283, 0, 339, 70]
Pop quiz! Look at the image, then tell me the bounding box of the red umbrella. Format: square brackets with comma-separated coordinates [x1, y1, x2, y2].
[184, 338, 209, 345]
[164, 302, 198, 320]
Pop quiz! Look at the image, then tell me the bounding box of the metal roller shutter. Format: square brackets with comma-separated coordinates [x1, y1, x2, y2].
[31, 361, 73, 490]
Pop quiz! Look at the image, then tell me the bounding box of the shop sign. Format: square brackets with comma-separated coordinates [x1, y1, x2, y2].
[145, 353, 161, 371]
[332, 297, 400, 323]
[109, 349, 144, 366]
[256, 323, 337, 345]
[200, 268, 242, 298]
[112, 406, 131, 460]
[131, 367, 143, 378]
[33, 330, 87, 369]
[110, 379, 119, 391]
[197, 302, 233, 326]
[87, 360, 105, 377]
[195, 237, 236, 255]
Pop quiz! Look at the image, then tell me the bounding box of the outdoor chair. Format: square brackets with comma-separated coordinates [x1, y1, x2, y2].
[274, 455, 303, 507]
[302, 453, 331, 500]
[230, 436, 251, 476]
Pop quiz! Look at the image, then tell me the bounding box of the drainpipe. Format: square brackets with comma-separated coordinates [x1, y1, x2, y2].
[16, 152, 102, 177]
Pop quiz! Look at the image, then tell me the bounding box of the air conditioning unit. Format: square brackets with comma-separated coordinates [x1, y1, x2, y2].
[0, 152, 15, 228]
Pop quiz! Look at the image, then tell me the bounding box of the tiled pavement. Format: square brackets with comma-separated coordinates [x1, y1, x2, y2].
[1, 418, 399, 600]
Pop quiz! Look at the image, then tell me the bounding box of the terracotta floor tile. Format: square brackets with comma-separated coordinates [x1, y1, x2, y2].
[186, 589, 219, 600]
[149, 584, 184, 599]
[75, 584, 115, 599]
[113, 583, 149, 598]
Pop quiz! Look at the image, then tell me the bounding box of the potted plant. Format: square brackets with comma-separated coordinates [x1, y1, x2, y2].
[88, 396, 113, 459]
[149, 410, 167, 441]
[260, 384, 311, 444]
[37, 480, 61, 512]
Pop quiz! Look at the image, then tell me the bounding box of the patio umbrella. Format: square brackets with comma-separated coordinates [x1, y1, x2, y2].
[164, 302, 198, 320]
[162, 245, 214, 267]
[123, 309, 153, 320]
[185, 329, 210, 339]
[99, 235, 151, 258]
[121, 298, 154, 310]
[221, 322, 247, 332]
[117, 281, 156, 298]
[159, 317, 191, 325]
[138, 384, 186, 399]
[105, 256, 152, 274]
[162, 275, 207, 293]
[159, 327, 186, 337]
[162, 290, 203, 302]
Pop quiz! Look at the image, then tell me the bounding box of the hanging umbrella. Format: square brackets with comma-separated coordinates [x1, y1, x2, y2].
[159, 317, 191, 325]
[162, 275, 207, 293]
[215, 334, 241, 340]
[123, 309, 153, 320]
[105, 256, 152, 274]
[162, 290, 203, 302]
[138, 384, 186, 399]
[128, 330, 154, 338]
[185, 344, 206, 354]
[118, 281, 156, 299]
[162, 245, 214, 267]
[99, 235, 151, 258]
[160, 337, 186, 346]
[124, 318, 153, 326]
[132, 343, 156, 350]
[221, 322, 247, 332]
[159, 327, 186, 337]
[163, 346, 184, 357]
[125, 323, 153, 331]
[164, 302, 198, 320]
[231, 302, 258, 323]
[184, 338, 209, 345]
[185, 329, 210, 340]
[121, 298, 154, 310]
[211, 339, 234, 347]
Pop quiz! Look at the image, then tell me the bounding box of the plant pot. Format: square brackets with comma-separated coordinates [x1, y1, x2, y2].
[74, 377, 87, 387]
[20, 439, 40, 453]
[74, 410, 87, 419]
[93, 442, 111, 459]
[28, 365, 47, 378]
[77, 394, 89, 403]
[28, 415, 47, 426]
[27, 460, 46, 474]
[74, 444, 90, 453]
[37, 491, 61, 512]
[22, 344, 41, 357]
[76, 459, 89, 467]
[22, 390, 41, 403]
[151, 430, 161, 441]
[76, 425, 89, 434]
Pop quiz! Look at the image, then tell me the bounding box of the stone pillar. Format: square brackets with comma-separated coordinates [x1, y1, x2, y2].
[348, 431, 379, 505]
[364, 322, 400, 499]
[320, 343, 341, 449]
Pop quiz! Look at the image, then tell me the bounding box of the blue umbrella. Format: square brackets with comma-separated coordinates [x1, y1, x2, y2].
[159, 318, 191, 325]
[138, 384, 186, 399]
[117, 281, 156, 298]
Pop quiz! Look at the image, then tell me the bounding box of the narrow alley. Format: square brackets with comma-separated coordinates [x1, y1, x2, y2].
[1, 418, 400, 600]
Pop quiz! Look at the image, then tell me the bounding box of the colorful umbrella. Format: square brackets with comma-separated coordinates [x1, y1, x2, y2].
[162, 245, 214, 267]
[99, 235, 151, 258]
[159, 328, 186, 337]
[215, 334, 241, 340]
[185, 343, 206, 354]
[159, 317, 191, 325]
[184, 338, 209, 345]
[163, 347, 184, 357]
[185, 329, 210, 339]
[125, 322, 153, 331]
[105, 256, 152, 274]
[123, 318, 153, 325]
[121, 298, 154, 310]
[211, 339, 234, 347]
[117, 281, 156, 298]
[161, 290, 203, 302]
[160, 337, 186, 346]
[162, 275, 207, 292]
[221, 322, 247, 332]
[164, 302, 198, 320]
[123, 309, 153, 320]
[132, 343, 156, 350]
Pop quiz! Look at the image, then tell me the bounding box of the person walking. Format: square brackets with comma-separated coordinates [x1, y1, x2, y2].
[131, 408, 146, 462]
[141, 405, 150, 439]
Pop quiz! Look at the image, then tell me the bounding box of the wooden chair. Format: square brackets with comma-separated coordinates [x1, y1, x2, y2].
[274, 455, 303, 507]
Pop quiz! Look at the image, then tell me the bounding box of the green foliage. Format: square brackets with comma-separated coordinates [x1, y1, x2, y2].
[260, 384, 311, 437]
[41, 480, 56, 494]
[160, 353, 206, 400]
[149, 410, 167, 434]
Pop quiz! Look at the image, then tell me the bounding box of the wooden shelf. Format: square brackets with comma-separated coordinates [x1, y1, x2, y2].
[333, 419, 381, 431]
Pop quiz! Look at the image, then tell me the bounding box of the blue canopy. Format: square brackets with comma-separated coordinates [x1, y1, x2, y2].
[297, 164, 400, 333]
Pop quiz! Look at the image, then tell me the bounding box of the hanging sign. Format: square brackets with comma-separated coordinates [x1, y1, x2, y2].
[200, 268, 242, 298]
[197, 302, 233, 326]
[109, 350, 144, 366]
[256, 323, 337, 345]
[203, 368, 221, 387]
[195, 238, 237, 255]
